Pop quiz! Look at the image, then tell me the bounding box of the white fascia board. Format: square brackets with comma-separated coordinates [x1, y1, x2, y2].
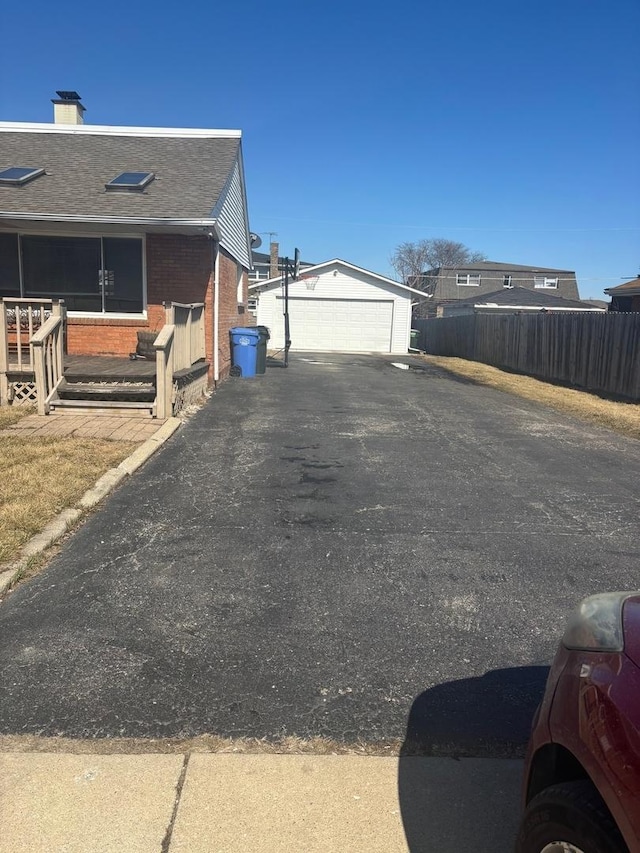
[0, 121, 241, 139]
[248, 258, 430, 298]
[0, 211, 221, 237]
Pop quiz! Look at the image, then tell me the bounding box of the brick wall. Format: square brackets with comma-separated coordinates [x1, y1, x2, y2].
[217, 248, 249, 379]
[66, 317, 146, 356]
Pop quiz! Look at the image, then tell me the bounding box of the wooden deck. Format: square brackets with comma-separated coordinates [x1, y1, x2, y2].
[1, 299, 208, 417]
[8, 354, 157, 382]
[65, 355, 157, 382]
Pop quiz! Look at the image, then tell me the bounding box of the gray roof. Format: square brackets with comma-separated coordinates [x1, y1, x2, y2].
[457, 287, 593, 310]
[0, 126, 241, 221]
[423, 262, 580, 302]
[436, 261, 575, 273]
[252, 249, 313, 266]
[605, 277, 640, 295]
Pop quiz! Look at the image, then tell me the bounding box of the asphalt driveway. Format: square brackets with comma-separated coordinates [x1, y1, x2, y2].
[1, 353, 639, 752]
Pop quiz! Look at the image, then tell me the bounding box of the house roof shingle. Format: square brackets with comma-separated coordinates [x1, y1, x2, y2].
[435, 261, 575, 273]
[605, 277, 640, 295]
[456, 286, 598, 310]
[0, 124, 241, 222]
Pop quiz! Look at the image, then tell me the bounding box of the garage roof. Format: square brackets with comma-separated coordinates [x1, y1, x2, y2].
[249, 258, 430, 299]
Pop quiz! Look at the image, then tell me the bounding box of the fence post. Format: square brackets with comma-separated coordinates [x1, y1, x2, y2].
[0, 300, 9, 405]
[32, 340, 47, 415]
[186, 306, 193, 366]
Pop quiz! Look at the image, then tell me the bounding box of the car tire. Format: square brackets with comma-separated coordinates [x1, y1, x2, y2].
[515, 780, 628, 853]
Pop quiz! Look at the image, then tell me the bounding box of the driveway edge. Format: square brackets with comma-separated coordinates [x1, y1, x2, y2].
[0, 417, 182, 596]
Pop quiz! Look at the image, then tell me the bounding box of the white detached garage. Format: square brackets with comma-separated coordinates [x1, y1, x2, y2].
[249, 259, 426, 353]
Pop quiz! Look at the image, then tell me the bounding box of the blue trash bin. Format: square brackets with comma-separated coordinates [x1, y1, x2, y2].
[230, 326, 260, 377]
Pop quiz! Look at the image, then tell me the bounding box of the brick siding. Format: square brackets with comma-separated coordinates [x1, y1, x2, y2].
[217, 247, 248, 379]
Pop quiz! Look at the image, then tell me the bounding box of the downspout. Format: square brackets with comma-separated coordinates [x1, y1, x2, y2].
[212, 238, 220, 383]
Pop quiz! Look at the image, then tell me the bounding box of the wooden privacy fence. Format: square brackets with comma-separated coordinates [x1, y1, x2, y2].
[414, 313, 640, 400]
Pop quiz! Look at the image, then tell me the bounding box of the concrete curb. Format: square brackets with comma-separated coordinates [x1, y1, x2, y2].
[0, 417, 182, 597]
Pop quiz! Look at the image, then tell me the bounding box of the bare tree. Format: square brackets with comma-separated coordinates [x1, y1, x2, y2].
[390, 238, 486, 288]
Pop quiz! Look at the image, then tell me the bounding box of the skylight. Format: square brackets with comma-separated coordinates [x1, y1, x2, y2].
[106, 171, 155, 191]
[0, 167, 45, 186]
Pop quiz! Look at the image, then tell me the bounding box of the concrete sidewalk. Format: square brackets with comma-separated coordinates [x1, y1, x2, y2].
[0, 752, 523, 852]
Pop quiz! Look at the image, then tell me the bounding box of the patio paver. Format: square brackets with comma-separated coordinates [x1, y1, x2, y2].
[1, 414, 166, 442]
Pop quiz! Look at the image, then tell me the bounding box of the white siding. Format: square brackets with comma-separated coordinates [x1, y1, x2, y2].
[213, 157, 251, 268]
[255, 263, 412, 353]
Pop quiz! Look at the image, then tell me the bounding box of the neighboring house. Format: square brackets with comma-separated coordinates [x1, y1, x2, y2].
[249, 258, 427, 353]
[415, 261, 580, 317]
[438, 286, 605, 316]
[250, 249, 278, 282]
[605, 277, 640, 313]
[248, 243, 313, 315]
[0, 92, 252, 382]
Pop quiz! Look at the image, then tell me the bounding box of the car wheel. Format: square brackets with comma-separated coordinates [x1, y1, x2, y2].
[515, 780, 628, 853]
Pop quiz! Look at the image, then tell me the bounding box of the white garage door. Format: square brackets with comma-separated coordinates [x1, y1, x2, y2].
[274, 297, 394, 352]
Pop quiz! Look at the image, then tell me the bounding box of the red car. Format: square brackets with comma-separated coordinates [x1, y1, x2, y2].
[517, 591, 640, 853]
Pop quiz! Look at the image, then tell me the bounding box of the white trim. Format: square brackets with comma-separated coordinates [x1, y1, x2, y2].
[0, 212, 221, 233]
[214, 241, 220, 382]
[0, 121, 242, 139]
[248, 258, 429, 299]
[68, 311, 148, 320]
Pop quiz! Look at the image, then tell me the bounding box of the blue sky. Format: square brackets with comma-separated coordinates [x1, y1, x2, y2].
[1, 0, 638, 297]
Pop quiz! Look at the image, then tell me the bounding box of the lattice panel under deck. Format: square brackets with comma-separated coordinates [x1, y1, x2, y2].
[11, 382, 38, 405]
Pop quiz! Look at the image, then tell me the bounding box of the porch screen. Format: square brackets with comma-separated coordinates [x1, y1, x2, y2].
[103, 238, 143, 313]
[0, 234, 21, 295]
[22, 236, 102, 312]
[3, 235, 144, 314]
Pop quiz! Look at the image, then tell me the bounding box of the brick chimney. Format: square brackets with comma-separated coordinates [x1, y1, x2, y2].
[52, 90, 86, 125]
[270, 242, 280, 279]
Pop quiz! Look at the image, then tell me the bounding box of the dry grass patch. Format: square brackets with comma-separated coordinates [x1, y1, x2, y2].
[0, 435, 136, 564]
[0, 404, 35, 430]
[425, 356, 640, 439]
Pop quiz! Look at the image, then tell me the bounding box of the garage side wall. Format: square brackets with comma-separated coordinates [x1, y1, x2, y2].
[255, 266, 411, 353]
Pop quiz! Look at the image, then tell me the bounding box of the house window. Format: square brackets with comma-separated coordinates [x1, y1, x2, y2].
[456, 273, 481, 286]
[503, 275, 513, 288]
[534, 276, 558, 289]
[248, 296, 258, 313]
[0, 234, 144, 314]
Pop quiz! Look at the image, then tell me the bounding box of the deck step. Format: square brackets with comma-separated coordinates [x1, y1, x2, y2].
[49, 398, 155, 417]
[58, 380, 156, 403]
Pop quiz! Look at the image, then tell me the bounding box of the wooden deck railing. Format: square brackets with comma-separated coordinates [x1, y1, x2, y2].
[31, 314, 65, 414]
[0, 298, 64, 406]
[164, 301, 206, 371]
[154, 302, 206, 418]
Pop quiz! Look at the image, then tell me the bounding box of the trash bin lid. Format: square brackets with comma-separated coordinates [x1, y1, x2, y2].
[230, 326, 260, 338]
